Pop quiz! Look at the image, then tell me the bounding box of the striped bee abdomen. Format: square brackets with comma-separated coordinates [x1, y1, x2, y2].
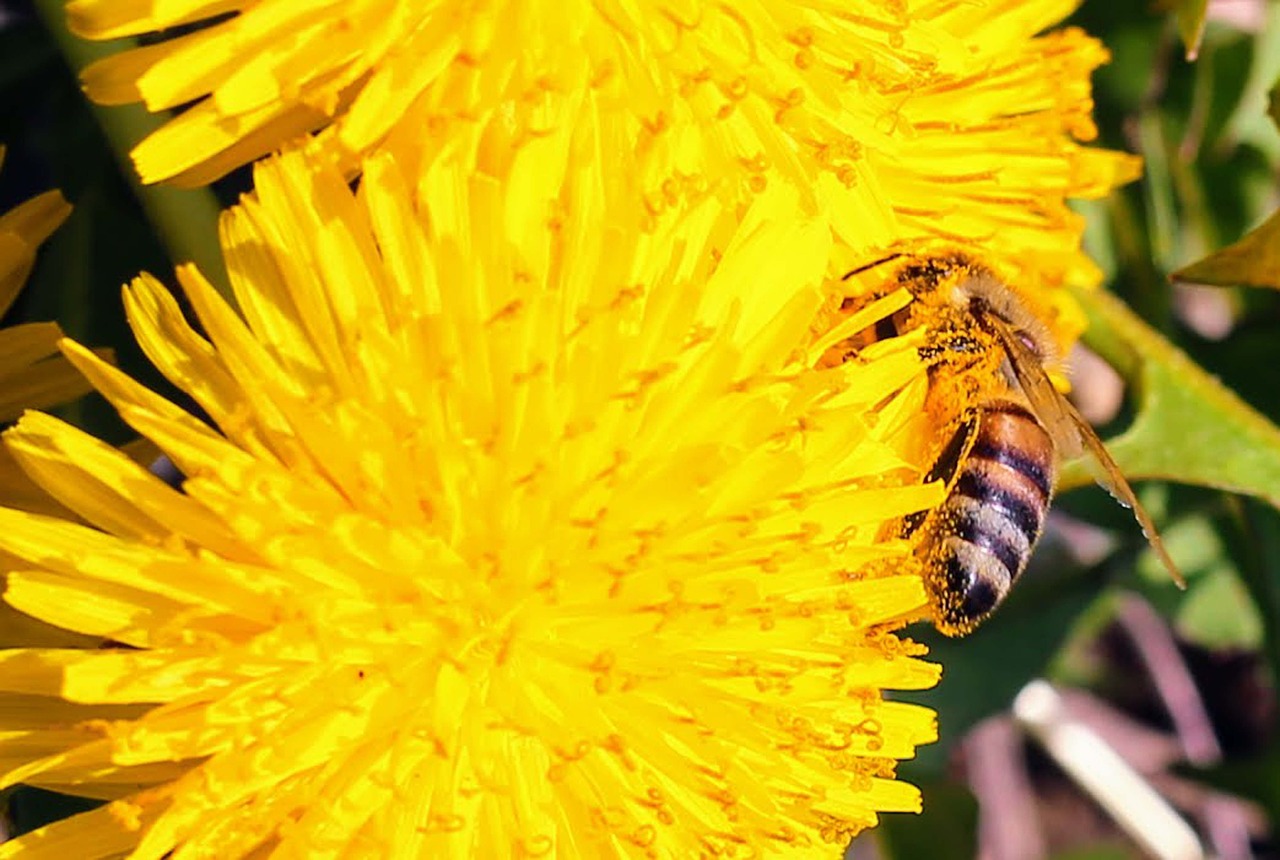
[926, 398, 1057, 636]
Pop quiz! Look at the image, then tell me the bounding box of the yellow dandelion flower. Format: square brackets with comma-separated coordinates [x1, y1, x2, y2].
[0, 148, 96, 523]
[0, 151, 79, 431]
[70, 2, 1132, 284]
[0, 151, 108, 649]
[0, 146, 940, 856]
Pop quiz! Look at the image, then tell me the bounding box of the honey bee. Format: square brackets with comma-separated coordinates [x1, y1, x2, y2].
[833, 251, 1183, 636]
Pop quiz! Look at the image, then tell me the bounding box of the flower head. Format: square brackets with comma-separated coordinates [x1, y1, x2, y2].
[0, 151, 111, 649]
[72, 1, 1134, 300]
[0, 150, 94, 521]
[0, 152, 77, 429]
[0, 147, 940, 855]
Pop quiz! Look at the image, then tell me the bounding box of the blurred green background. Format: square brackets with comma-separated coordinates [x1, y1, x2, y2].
[3, 0, 1280, 857]
[874, 2, 1280, 858]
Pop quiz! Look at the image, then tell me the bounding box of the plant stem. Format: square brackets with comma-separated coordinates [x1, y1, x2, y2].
[30, 0, 232, 303]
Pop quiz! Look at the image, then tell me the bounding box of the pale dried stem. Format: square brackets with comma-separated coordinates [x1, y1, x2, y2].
[1117, 593, 1255, 860]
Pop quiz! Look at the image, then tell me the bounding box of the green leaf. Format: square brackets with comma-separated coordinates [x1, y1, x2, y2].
[1176, 561, 1262, 649]
[26, 0, 230, 301]
[1062, 286, 1280, 512]
[1171, 207, 1280, 288]
[1174, 0, 1210, 61]
[1268, 72, 1280, 136]
[1128, 506, 1262, 650]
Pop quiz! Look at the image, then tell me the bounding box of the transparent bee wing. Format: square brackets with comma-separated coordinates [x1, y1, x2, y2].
[985, 314, 1186, 589]
[1060, 393, 1186, 588]
[984, 316, 1083, 457]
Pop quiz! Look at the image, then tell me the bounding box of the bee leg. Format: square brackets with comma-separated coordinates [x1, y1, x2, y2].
[920, 332, 985, 362]
[901, 411, 979, 539]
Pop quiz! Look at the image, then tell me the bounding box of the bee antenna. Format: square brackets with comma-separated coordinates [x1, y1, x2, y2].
[842, 253, 905, 281]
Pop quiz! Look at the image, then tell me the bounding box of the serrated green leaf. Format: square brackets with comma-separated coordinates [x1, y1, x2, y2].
[1174, 0, 1210, 61]
[1171, 207, 1280, 288]
[1062, 286, 1280, 512]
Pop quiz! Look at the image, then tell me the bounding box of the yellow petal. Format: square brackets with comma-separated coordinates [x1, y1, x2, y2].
[0, 147, 944, 855]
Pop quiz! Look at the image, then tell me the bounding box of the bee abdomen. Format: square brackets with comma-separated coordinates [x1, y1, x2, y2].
[928, 399, 1057, 635]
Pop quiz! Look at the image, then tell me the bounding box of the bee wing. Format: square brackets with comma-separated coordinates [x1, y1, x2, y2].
[984, 315, 1083, 456]
[986, 315, 1186, 589]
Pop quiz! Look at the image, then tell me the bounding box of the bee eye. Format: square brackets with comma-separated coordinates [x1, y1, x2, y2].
[1016, 330, 1042, 358]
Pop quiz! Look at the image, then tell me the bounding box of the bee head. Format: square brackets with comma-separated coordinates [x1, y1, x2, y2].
[840, 249, 1065, 371]
[951, 268, 1060, 369]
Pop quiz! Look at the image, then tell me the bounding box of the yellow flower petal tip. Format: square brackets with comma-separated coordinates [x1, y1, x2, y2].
[0, 147, 942, 856]
[73, 1, 1132, 293]
[0, 153, 100, 520]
